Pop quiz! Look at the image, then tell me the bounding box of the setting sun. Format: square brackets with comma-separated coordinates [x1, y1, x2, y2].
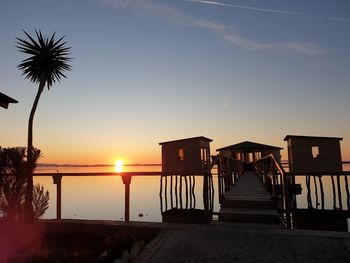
[115, 159, 124, 172]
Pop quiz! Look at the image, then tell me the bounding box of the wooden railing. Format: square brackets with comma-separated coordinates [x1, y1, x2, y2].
[34, 172, 161, 222]
[216, 156, 243, 203]
[35, 170, 218, 223]
[254, 154, 292, 228]
[255, 155, 350, 230]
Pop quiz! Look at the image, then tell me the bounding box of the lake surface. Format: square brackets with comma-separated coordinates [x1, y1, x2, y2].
[35, 165, 219, 222]
[34, 164, 350, 222]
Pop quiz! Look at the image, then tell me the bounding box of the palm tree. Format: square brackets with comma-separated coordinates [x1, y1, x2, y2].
[16, 30, 72, 219]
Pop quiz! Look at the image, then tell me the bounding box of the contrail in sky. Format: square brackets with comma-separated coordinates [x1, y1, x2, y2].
[99, 0, 326, 55]
[186, 0, 349, 22]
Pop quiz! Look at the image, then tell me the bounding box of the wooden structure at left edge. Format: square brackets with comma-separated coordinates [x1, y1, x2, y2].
[0, 92, 18, 109]
[159, 136, 214, 223]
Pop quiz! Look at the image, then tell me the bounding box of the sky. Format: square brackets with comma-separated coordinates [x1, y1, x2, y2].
[0, 0, 350, 164]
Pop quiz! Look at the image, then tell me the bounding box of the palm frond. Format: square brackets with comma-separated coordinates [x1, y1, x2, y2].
[16, 29, 72, 89]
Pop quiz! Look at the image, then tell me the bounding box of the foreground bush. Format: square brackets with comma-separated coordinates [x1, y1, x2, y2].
[0, 147, 49, 219]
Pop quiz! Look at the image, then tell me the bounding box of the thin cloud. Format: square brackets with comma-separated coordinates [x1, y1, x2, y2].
[99, 0, 191, 23]
[98, 0, 326, 56]
[186, 0, 349, 22]
[222, 31, 325, 56]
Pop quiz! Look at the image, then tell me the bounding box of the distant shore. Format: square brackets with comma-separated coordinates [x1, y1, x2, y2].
[37, 162, 350, 167]
[37, 163, 161, 168]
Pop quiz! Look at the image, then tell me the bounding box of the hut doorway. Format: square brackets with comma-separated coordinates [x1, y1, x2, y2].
[243, 152, 254, 171]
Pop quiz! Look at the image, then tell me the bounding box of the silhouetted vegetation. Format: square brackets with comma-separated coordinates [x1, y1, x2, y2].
[0, 147, 49, 219]
[16, 30, 72, 219]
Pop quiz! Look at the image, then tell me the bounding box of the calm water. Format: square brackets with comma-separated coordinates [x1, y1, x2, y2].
[35, 165, 220, 222]
[293, 164, 350, 210]
[34, 164, 350, 222]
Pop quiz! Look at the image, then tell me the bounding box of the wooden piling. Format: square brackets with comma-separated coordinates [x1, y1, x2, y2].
[121, 174, 132, 222]
[52, 174, 62, 219]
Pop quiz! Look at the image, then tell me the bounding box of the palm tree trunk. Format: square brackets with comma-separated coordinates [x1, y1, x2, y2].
[24, 80, 45, 220]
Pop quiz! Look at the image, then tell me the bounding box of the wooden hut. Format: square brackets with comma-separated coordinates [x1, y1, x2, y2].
[284, 135, 343, 172]
[284, 135, 347, 231]
[160, 136, 212, 175]
[217, 141, 282, 171]
[0, 92, 18, 109]
[159, 136, 213, 223]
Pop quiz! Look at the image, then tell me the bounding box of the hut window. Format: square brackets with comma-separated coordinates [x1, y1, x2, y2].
[312, 146, 319, 159]
[178, 148, 185, 161]
[201, 148, 208, 163]
[255, 152, 261, 160]
[236, 153, 241, 160]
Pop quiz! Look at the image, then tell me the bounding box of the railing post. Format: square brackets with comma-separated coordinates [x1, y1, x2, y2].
[271, 165, 276, 198]
[283, 173, 292, 229]
[263, 162, 267, 185]
[52, 174, 62, 220]
[203, 172, 209, 223]
[227, 159, 233, 186]
[122, 174, 132, 223]
[217, 158, 222, 203]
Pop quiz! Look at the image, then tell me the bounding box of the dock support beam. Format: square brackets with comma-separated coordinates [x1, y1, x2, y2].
[203, 173, 210, 223]
[122, 174, 132, 222]
[52, 174, 62, 220]
[283, 173, 292, 229]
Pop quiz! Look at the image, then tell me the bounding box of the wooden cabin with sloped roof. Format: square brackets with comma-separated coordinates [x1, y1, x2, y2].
[159, 136, 214, 223]
[284, 135, 343, 172]
[217, 141, 283, 171]
[159, 136, 212, 175]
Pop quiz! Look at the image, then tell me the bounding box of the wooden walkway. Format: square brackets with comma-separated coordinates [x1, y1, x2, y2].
[219, 171, 281, 224]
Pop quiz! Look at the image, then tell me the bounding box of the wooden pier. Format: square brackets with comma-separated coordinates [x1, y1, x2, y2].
[219, 171, 280, 224]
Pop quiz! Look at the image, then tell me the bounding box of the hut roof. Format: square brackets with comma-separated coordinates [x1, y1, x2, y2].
[0, 92, 18, 109]
[284, 135, 343, 141]
[159, 136, 212, 145]
[216, 141, 283, 151]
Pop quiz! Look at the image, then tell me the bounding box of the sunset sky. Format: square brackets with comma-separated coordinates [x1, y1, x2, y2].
[1, 0, 349, 164]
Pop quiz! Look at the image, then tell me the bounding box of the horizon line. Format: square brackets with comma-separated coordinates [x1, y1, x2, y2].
[37, 163, 161, 167]
[37, 161, 350, 167]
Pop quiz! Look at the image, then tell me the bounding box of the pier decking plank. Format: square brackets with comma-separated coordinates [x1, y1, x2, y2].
[219, 171, 280, 224]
